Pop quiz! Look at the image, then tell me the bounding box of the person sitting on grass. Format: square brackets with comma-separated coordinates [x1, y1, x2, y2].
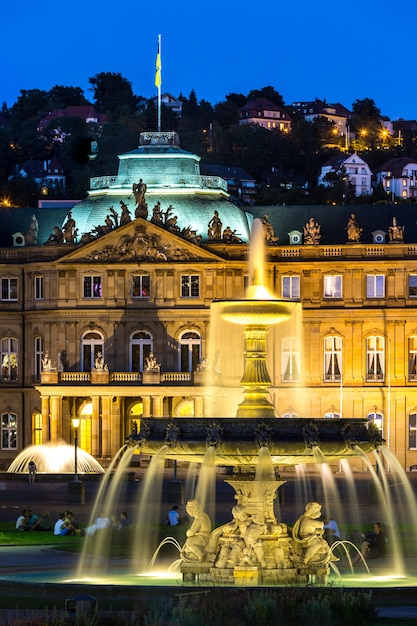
[32, 511, 52, 531]
[15, 509, 28, 531]
[27, 509, 39, 530]
[351, 522, 387, 564]
[84, 511, 111, 537]
[118, 511, 131, 529]
[53, 513, 66, 536]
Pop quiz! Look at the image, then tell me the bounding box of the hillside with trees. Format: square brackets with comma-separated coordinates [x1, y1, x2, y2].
[0, 75, 415, 207]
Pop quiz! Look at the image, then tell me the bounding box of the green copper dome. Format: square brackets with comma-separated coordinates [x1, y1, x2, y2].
[68, 132, 251, 244]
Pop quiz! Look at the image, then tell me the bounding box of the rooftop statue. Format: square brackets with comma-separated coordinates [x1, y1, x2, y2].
[303, 217, 321, 245]
[151, 201, 163, 224]
[208, 210, 222, 240]
[45, 226, 64, 245]
[63, 211, 77, 243]
[262, 213, 278, 244]
[41, 352, 56, 372]
[144, 352, 160, 372]
[25, 214, 39, 246]
[132, 179, 147, 207]
[119, 200, 131, 226]
[223, 226, 243, 243]
[346, 213, 362, 242]
[388, 216, 404, 242]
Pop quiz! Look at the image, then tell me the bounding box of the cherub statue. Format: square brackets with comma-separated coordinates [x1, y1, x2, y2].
[292, 501, 338, 564]
[94, 352, 108, 372]
[144, 352, 160, 371]
[181, 500, 212, 562]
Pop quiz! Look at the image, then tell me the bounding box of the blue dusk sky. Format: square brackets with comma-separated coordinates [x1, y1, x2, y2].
[1, 0, 415, 121]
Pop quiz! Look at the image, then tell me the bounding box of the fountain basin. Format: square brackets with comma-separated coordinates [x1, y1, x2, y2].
[213, 299, 295, 326]
[127, 417, 381, 467]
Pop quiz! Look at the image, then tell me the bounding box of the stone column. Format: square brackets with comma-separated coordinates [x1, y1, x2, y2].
[194, 395, 204, 417]
[152, 395, 163, 417]
[41, 395, 50, 442]
[101, 396, 112, 456]
[142, 395, 152, 417]
[92, 396, 101, 456]
[49, 395, 62, 442]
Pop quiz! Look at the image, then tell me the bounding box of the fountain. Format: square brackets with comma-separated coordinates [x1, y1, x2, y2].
[124, 218, 383, 586]
[7, 441, 104, 474]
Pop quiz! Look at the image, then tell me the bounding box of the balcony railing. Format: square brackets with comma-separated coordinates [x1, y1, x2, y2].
[42, 370, 194, 385]
[89, 174, 228, 193]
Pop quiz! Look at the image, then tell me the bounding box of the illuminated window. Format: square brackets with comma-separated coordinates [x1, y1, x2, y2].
[130, 331, 153, 372]
[132, 275, 150, 298]
[408, 336, 417, 381]
[367, 411, 383, 435]
[282, 337, 300, 382]
[1, 278, 18, 301]
[181, 275, 200, 298]
[81, 331, 104, 371]
[408, 275, 417, 297]
[33, 412, 42, 445]
[366, 274, 385, 298]
[409, 413, 417, 449]
[366, 336, 384, 381]
[1, 337, 18, 381]
[324, 336, 342, 381]
[179, 331, 201, 372]
[83, 275, 102, 298]
[177, 400, 194, 416]
[282, 275, 300, 299]
[1, 412, 17, 449]
[324, 275, 342, 298]
[34, 337, 43, 380]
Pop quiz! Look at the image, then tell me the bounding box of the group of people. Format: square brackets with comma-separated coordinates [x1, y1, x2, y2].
[84, 511, 131, 537]
[16, 509, 52, 531]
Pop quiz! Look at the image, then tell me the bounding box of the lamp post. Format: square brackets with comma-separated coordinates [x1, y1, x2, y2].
[68, 417, 85, 504]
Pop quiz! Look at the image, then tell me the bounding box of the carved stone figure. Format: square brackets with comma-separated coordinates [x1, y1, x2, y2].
[164, 205, 180, 232]
[45, 226, 64, 245]
[25, 214, 39, 246]
[144, 352, 160, 372]
[62, 211, 77, 243]
[119, 201, 131, 226]
[223, 226, 243, 243]
[109, 206, 119, 228]
[151, 201, 163, 224]
[57, 352, 64, 373]
[346, 213, 362, 242]
[195, 358, 210, 372]
[41, 352, 56, 372]
[208, 210, 222, 239]
[303, 217, 321, 245]
[388, 216, 404, 242]
[132, 179, 147, 207]
[94, 352, 108, 372]
[181, 500, 212, 562]
[292, 501, 338, 564]
[261, 213, 278, 244]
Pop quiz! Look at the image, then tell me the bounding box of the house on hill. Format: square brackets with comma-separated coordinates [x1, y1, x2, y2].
[318, 153, 372, 196]
[37, 105, 107, 134]
[238, 98, 292, 132]
[14, 157, 66, 192]
[374, 157, 417, 201]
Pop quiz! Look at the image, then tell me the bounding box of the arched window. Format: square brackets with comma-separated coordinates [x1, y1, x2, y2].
[34, 337, 43, 380]
[1, 337, 18, 381]
[367, 411, 383, 435]
[282, 337, 300, 382]
[1, 412, 17, 449]
[81, 331, 104, 372]
[366, 336, 384, 381]
[178, 331, 201, 372]
[324, 411, 341, 419]
[409, 336, 417, 380]
[33, 412, 42, 445]
[282, 412, 300, 418]
[409, 413, 417, 450]
[324, 336, 342, 381]
[130, 331, 153, 372]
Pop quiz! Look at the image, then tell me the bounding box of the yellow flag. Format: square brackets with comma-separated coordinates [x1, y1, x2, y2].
[155, 41, 161, 88]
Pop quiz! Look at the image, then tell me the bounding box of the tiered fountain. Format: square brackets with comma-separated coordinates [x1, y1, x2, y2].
[127, 219, 382, 585]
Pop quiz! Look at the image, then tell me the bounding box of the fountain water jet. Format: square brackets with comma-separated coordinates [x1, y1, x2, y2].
[7, 442, 104, 474]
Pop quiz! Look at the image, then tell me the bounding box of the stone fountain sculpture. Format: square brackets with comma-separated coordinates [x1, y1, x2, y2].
[127, 219, 382, 585]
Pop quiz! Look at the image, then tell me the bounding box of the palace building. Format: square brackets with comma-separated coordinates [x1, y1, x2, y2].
[1, 131, 417, 473]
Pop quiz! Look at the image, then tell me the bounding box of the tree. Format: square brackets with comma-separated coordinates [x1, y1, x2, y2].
[47, 85, 90, 109]
[246, 86, 285, 108]
[89, 72, 138, 119]
[11, 89, 49, 120]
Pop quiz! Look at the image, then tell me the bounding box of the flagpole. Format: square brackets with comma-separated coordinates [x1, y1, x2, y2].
[157, 34, 162, 132]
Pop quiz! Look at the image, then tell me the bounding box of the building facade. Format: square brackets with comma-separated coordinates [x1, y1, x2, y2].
[1, 133, 417, 474]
